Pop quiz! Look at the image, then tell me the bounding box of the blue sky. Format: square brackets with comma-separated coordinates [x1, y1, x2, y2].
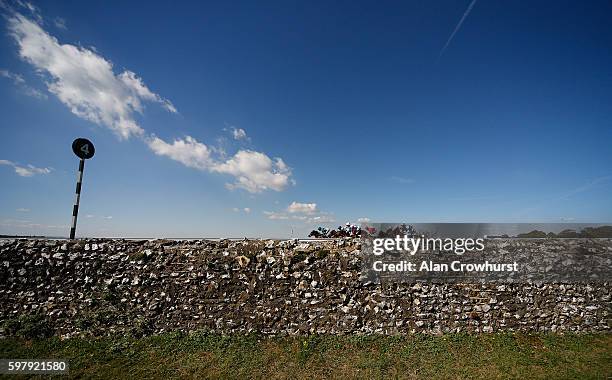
[0, 0, 611, 238]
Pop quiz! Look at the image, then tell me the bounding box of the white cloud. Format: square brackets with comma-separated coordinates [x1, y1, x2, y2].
[0, 159, 52, 177]
[147, 136, 293, 193]
[243, 207, 251, 213]
[14, 165, 50, 177]
[7, 13, 176, 140]
[103, 216, 113, 220]
[357, 217, 371, 223]
[287, 201, 318, 215]
[213, 150, 292, 193]
[16, 208, 30, 212]
[0, 68, 47, 99]
[232, 207, 240, 212]
[231, 127, 248, 140]
[147, 135, 212, 170]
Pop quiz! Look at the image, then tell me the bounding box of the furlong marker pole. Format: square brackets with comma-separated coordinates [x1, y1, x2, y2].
[69, 158, 85, 239]
[69, 138, 94, 239]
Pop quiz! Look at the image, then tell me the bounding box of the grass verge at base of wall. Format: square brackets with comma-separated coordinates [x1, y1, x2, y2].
[1, 333, 610, 379]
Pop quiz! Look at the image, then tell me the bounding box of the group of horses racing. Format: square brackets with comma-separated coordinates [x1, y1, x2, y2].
[308, 223, 418, 239]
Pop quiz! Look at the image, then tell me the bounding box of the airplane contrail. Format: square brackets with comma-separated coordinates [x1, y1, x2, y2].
[437, 0, 478, 60]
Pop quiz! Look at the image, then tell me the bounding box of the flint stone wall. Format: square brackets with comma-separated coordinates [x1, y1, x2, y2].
[0, 238, 610, 338]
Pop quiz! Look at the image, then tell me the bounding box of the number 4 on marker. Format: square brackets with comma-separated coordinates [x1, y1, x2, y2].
[80, 144, 89, 155]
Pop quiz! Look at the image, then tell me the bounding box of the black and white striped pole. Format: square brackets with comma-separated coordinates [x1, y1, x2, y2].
[70, 138, 95, 239]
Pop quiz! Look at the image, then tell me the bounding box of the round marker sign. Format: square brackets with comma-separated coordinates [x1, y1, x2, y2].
[72, 138, 95, 159]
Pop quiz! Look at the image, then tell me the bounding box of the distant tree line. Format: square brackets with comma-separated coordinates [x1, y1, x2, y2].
[515, 226, 612, 238]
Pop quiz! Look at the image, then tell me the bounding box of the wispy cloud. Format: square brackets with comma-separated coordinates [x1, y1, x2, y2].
[437, 0, 477, 60]
[53, 17, 66, 30]
[304, 214, 335, 224]
[390, 176, 415, 184]
[263, 211, 289, 220]
[517, 175, 612, 217]
[557, 176, 611, 201]
[0, 69, 25, 85]
[12, 0, 42, 24]
[0, 218, 65, 229]
[447, 195, 501, 202]
[82, 214, 117, 221]
[264, 202, 335, 224]
[0, 159, 52, 177]
[0, 68, 47, 99]
[16, 208, 30, 212]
